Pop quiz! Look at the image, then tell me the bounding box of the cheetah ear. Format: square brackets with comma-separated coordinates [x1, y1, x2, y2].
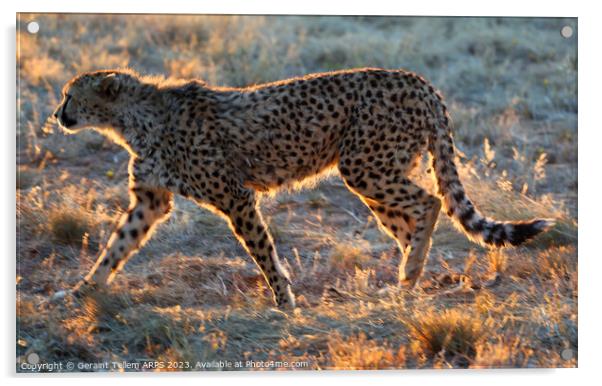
[96, 73, 121, 99]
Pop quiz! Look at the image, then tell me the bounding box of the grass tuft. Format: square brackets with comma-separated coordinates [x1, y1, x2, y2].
[329, 240, 372, 270]
[406, 308, 484, 367]
[486, 249, 508, 275]
[47, 206, 92, 245]
[327, 332, 406, 370]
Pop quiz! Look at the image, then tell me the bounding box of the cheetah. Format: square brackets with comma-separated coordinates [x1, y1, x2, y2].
[53, 68, 554, 309]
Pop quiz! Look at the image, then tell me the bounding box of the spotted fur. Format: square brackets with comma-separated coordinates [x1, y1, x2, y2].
[54, 68, 553, 308]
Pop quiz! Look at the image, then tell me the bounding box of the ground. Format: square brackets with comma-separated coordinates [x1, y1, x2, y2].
[16, 14, 577, 371]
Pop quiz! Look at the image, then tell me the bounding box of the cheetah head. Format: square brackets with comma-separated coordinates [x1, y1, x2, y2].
[54, 69, 142, 134]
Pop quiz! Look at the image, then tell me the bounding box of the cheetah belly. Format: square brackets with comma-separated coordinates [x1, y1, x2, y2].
[238, 128, 342, 192]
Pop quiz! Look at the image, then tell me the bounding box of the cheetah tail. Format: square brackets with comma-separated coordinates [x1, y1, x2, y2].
[428, 116, 555, 247]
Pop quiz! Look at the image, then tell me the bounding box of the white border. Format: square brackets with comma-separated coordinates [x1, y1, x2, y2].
[4, 1, 600, 385]
[7, 0, 581, 16]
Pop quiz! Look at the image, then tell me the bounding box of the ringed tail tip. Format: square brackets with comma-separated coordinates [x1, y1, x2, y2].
[508, 218, 556, 246]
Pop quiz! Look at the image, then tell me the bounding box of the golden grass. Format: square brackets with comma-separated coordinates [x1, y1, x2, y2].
[327, 332, 406, 369]
[406, 308, 485, 368]
[486, 249, 508, 275]
[328, 241, 372, 270]
[47, 207, 91, 245]
[22, 56, 65, 86]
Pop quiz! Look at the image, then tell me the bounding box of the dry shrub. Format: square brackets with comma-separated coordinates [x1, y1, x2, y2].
[329, 241, 372, 270]
[113, 305, 197, 360]
[486, 249, 508, 275]
[504, 245, 577, 288]
[406, 308, 485, 368]
[47, 206, 91, 245]
[71, 50, 130, 75]
[164, 57, 205, 79]
[16, 31, 39, 60]
[22, 56, 65, 86]
[19, 184, 113, 249]
[327, 332, 406, 370]
[474, 339, 518, 368]
[536, 245, 576, 281]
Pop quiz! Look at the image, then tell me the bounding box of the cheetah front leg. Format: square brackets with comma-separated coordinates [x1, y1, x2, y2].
[211, 193, 295, 309]
[73, 187, 173, 296]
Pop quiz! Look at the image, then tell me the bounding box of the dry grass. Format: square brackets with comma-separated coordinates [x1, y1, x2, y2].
[327, 332, 407, 369]
[16, 14, 577, 372]
[328, 240, 373, 271]
[486, 250, 508, 276]
[47, 208, 91, 245]
[16, 166, 40, 190]
[406, 308, 485, 368]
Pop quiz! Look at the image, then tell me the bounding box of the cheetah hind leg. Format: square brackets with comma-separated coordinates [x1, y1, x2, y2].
[353, 180, 442, 288]
[398, 194, 441, 288]
[365, 191, 441, 289]
[340, 172, 441, 289]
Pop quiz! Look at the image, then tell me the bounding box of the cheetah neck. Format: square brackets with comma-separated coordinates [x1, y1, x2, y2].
[100, 94, 165, 158]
